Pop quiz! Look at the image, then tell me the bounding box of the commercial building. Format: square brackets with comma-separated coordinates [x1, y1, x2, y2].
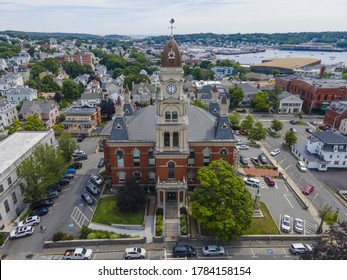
[323, 101, 347, 131]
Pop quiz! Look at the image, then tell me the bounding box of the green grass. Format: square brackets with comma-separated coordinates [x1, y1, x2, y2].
[92, 196, 144, 225]
[244, 202, 280, 235]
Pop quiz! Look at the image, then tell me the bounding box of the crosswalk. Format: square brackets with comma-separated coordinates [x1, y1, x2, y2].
[71, 206, 89, 228]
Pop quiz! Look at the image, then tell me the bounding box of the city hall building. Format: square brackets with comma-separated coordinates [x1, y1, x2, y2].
[102, 32, 236, 208]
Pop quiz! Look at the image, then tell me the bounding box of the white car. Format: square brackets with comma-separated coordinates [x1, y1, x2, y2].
[90, 174, 103, 186]
[237, 144, 249, 150]
[202, 245, 225, 256]
[124, 247, 146, 259]
[74, 150, 85, 155]
[10, 226, 34, 239]
[270, 148, 281, 156]
[243, 177, 260, 187]
[294, 218, 304, 234]
[290, 243, 312, 255]
[281, 214, 291, 233]
[18, 215, 40, 227]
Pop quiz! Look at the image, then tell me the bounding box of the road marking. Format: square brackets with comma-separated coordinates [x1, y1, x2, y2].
[71, 206, 89, 228]
[250, 248, 257, 258]
[279, 159, 286, 164]
[284, 194, 294, 208]
[320, 202, 327, 210]
[284, 164, 292, 171]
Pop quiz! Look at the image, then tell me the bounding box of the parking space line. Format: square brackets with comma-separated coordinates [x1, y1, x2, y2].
[284, 164, 292, 171]
[284, 194, 294, 208]
[279, 159, 286, 164]
[250, 248, 257, 258]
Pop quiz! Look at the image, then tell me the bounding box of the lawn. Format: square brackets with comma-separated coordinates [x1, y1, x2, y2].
[92, 195, 145, 225]
[244, 202, 280, 235]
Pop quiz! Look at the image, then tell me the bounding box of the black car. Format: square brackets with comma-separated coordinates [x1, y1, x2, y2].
[77, 134, 86, 142]
[31, 199, 53, 210]
[59, 179, 70, 186]
[97, 157, 105, 168]
[63, 174, 74, 180]
[258, 154, 268, 164]
[29, 207, 49, 217]
[73, 154, 88, 161]
[48, 184, 61, 193]
[86, 183, 100, 196]
[173, 245, 197, 258]
[81, 192, 94, 205]
[240, 155, 248, 165]
[70, 162, 83, 169]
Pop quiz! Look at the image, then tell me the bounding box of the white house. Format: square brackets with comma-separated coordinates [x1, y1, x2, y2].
[0, 130, 55, 230]
[292, 131, 347, 171]
[5, 87, 38, 105]
[277, 91, 303, 114]
[80, 92, 102, 107]
[0, 101, 18, 130]
[339, 118, 347, 136]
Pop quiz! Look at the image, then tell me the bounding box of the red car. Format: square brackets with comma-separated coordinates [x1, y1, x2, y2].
[302, 185, 314, 195]
[239, 130, 248, 135]
[264, 176, 275, 186]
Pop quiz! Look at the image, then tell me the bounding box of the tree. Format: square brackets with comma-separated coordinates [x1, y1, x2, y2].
[123, 74, 149, 90]
[252, 91, 270, 112]
[272, 69, 280, 77]
[284, 130, 297, 147]
[271, 119, 283, 132]
[342, 73, 347, 80]
[100, 99, 115, 119]
[23, 114, 45, 131]
[240, 114, 254, 131]
[268, 92, 280, 111]
[17, 144, 66, 202]
[296, 111, 304, 120]
[228, 113, 241, 129]
[191, 160, 253, 241]
[192, 99, 208, 111]
[117, 178, 146, 213]
[301, 221, 347, 260]
[62, 78, 81, 101]
[58, 133, 79, 163]
[228, 86, 244, 108]
[247, 121, 267, 143]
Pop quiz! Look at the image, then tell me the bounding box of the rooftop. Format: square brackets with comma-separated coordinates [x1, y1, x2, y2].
[254, 58, 321, 70]
[309, 131, 347, 145]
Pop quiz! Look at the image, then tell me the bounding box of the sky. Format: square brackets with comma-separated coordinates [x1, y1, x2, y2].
[0, 0, 346, 36]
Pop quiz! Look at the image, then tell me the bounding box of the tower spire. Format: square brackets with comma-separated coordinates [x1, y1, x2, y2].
[169, 18, 175, 38]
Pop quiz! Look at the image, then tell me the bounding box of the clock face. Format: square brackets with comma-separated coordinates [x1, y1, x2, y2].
[166, 84, 177, 95]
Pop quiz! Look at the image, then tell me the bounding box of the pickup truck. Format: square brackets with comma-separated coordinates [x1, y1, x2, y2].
[63, 247, 93, 260]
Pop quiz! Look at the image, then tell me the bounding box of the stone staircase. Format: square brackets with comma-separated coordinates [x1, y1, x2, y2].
[164, 201, 179, 241]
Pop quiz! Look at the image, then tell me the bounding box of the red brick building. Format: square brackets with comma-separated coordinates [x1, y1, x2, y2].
[101, 36, 236, 208]
[276, 76, 347, 114]
[55, 54, 93, 66]
[323, 101, 347, 130]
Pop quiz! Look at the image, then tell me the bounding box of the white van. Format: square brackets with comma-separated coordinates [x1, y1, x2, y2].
[297, 161, 307, 172]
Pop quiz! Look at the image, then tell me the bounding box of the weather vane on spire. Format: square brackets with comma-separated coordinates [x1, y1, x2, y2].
[169, 18, 175, 38]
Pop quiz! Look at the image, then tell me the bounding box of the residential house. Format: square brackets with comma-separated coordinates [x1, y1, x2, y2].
[0, 59, 8, 71]
[86, 79, 101, 93]
[277, 91, 303, 114]
[0, 101, 18, 130]
[198, 83, 229, 105]
[19, 100, 59, 128]
[323, 101, 347, 130]
[1, 73, 24, 87]
[233, 83, 262, 106]
[292, 131, 347, 171]
[62, 106, 101, 136]
[0, 130, 55, 230]
[211, 66, 234, 78]
[339, 118, 347, 135]
[132, 82, 156, 105]
[74, 74, 90, 87]
[80, 92, 102, 107]
[5, 87, 38, 105]
[96, 65, 107, 77]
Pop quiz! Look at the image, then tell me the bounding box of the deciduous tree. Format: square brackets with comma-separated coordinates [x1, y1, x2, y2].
[240, 114, 254, 131]
[23, 114, 45, 131]
[229, 86, 245, 108]
[191, 160, 253, 241]
[253, 91, 270, 112]
[284, 130, 297, 147]
[58, 133, 79, 163]
[248, 121, 267, 143]
[271, 119, 283, 132]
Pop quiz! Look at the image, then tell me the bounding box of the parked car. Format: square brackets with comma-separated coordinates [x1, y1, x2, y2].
[77, 134, 86, 142]
[81, 192, 94, 205]
[239, 130, 248, 135]
[86, 183, 100, 196]
[172, 244, 197, 258]
[10, 226, 34, 239]
[64, 168, 76, 174]
[237, 144, 249, 150]
[281, 214, 291, 233]
[234, 130, 240, 135]
[98, 144, 104, 152]
[73, 154, 88, 161]
[290, 243, 312, 254]
[290, 127, 297, 133]
[70, 162, 83, 169]
[48, 184, 61, 194]
[240, 155, 249, 165]
[59, 178, 70, 186]
[302, 185, 314, 195]
[289, 120, 297, 125]
[45, 190, 60, 200]
[74, 150, 85, 156]
[264, 176, 275, 186]
[31, 199, 53, 210]
[202, 245, 225, 256]
[97, 157, 105, 168]
[90, 174, 104, 186]
[251, 157, 261, 166]
[29, 207, 49, 217]
[63, 174, 74, 180]
[258, 154, 268, 164]
[319, 124, 329, 131]
[124, 247, 146, 259]
[270, 149, 281, 156]
[18, 215, 40, 227]
[310, 120, 317, 125]
[243, 177, 260, 188]
[294, 218, 304, 234]
[297, 160, 307, 172]
[305, 128, 313, 134]
[236, 138, 242, 144]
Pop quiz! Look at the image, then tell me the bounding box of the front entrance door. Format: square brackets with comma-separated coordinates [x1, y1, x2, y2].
[167, 192, 176, 200]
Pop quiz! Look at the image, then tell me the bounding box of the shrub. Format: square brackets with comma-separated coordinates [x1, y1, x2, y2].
[87, 232, 97, 239]
[52, 231, 74, 241]
[180, 214, 188, 235]
[79, 225, 92, 239]
[0, 232, 7, 246]
[155, 215, 163, 236]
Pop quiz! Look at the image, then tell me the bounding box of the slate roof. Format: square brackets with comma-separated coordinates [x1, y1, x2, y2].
[215, 116, 234, 140]
[237, 83, 260, 95]
[65, 106, 97, 116]
[309, 131, 347, 145]
[19, 100, 56, 116]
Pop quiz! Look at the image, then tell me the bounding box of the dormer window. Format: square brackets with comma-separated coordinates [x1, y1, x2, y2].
[168, 50, 175, 59]
[116, 123, 122, 129]
[213, 108, 218, 113]
[221, 123, 228, 129]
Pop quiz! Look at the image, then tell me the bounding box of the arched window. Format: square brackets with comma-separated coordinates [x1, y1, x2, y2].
[133, 149, 140, 166]
[220, 149, 227, 160]
[164, 132, 170, 147]
[148, 148, 155, 166]
[168, 162, 175, 179]
[173, 132, 179, 147]
[188, 149, 195, 166]
[116, 150, 124, 168]
[203, 148, 211, 166]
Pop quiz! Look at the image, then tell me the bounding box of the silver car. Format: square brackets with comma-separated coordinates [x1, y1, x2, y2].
[294, 218, 304, 234]
[202, 245, 225, 256]
[281, 214, 291, 233]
